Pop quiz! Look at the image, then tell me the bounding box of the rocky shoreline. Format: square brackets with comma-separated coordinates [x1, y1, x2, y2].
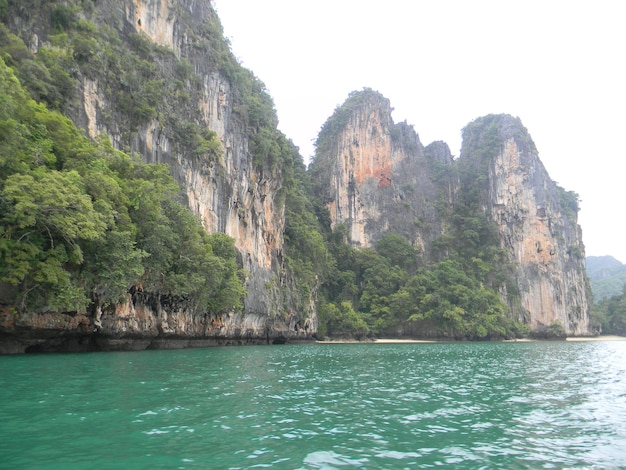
[0, 299, 316, 354]
[0, 333, 315, 354]
[3, 330, 623, 354]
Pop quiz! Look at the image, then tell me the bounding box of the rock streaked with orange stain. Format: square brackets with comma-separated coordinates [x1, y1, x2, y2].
[486, 133, 589, 335]
[128, 0, 178, 53]
[317, 91, 441, 250]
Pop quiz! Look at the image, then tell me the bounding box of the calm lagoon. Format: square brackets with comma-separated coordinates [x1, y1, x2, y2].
[1, 341, 625, 468]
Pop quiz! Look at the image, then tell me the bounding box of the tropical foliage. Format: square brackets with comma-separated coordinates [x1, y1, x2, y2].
[313, 227, 524, 340]
[0, 57, 243, 314]
[0, 0, 291, 319]
[591, 285, 626, 336]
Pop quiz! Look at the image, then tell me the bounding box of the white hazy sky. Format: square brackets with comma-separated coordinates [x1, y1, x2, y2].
[213, 0, 626, 263]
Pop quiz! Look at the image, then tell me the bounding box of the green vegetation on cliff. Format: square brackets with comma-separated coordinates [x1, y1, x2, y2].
[0, 57, 244, 314]
[1, 3, 584, 341]
[309, 98, 530, 340]
[312, 223, 523, 340]
[0, 0, 298, 320]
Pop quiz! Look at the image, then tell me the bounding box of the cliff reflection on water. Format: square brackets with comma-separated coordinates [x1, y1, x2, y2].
[1, 341, 625, 468]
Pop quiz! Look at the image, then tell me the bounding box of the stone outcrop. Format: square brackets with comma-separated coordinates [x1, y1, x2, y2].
[312, 95, 590, 336]
[0, 0, 316, 352]
[76, 0, 287, 317]
[0, 293, 312, 353]
[463, 115, 589, 334]
[310, 90, 445, 255]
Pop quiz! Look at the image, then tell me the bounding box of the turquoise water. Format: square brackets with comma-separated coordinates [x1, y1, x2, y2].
[1, 341, 625, 469]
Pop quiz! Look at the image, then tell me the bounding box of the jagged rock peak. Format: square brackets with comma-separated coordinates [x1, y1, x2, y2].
[460, 114, 538, 160]
[314, 88, 393, 159]
[424, 140, 454, 165]
[310, 88, 441, 251]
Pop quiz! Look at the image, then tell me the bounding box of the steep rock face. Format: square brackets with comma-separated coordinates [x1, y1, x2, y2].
[79, 0, 285, 316]
[0, 0, 315, 351]
[461, 115, 590, 334]
[311, 92, 590, 336]
[311, 90, 443, 253]
[15, 2, 289, 314]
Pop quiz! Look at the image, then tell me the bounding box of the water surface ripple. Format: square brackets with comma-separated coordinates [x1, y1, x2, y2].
[1, 341, 625, 468]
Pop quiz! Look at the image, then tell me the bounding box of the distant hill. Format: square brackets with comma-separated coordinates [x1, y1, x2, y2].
[586, 256, 626, 301]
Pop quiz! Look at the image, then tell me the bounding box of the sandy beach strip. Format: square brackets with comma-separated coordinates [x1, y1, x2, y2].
[565, 335, 626, 342]
[315, 338, 436, 344]
[317, 335, 626, 344]
[374, 338, 437, 344]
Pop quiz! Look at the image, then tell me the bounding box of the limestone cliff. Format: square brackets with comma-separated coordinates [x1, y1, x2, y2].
[79, 0, 285, 316]
[460, 115, 589, 335]
[311, 92, 590, 336]
[0, 4, 592, 351]
[310, 89, 445, 255]
[0, 0, 315, 352]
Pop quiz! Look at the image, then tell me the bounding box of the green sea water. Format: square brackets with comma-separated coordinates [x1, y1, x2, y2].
[1, 341, 625, 469]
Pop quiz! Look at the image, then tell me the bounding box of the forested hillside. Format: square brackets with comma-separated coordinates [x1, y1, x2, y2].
[586, 256, 626, 335]
[587, 256, 626, 301]
[0, 55, 244, 316]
